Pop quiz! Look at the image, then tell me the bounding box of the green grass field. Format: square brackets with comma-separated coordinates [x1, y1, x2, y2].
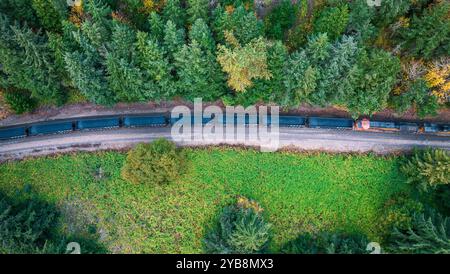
[0, 148, 409, 253]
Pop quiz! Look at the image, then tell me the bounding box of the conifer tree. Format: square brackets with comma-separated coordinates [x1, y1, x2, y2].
[282, 50, 317, 107]
[389, 211, 450, 254]
[162, 0, 185, 28]
[31, 0, 66, 32]
[175, 40, 226, 101]
[0, 14, 64, 104]
[189, 18, 216, 53]
[136, 31, 177, 98]
[148, 11, 164, 42]
[401, 149, 450, 192]
[187, 0, 209, 26]
[401, 1, 450, 59]
[163, 20, 186, 63]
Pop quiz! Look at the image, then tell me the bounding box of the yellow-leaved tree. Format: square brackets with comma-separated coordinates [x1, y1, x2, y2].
[217, 31, 272, 93]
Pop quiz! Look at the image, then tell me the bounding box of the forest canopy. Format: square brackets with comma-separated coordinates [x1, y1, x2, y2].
[0, 0, 448, 118]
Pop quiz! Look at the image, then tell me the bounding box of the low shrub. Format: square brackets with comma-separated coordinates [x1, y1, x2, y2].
[121, 138, 187, 185]
[281, 232, 370, 254]
[4, 90, 37, 114]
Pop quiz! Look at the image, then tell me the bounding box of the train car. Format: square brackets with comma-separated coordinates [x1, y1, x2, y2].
[309, 117, 353, 129]
[277, 116, 306, 127]
[75, 117, 120, 130]
[0, 126, 28, 140]
[170, 114, 214, 125]
[397, 122, 419, 133]
[355, 119, 399, 132]
[123, 115, 167, 127]
[29, 121, 73, 136]
[424, 123, 450, 134]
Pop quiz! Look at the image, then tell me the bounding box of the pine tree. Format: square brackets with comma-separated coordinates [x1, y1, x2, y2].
[0, 14, 64, 104]
[313, 3, 349, 41]
[389, 211, 450, 254]
[344, 48, 401, 118]
[162, 0, 185, 28]
[401, 149, 450, 192]
[148, 11, 164, 42]
[163, 20, 186, 63]
[313, 35, 360, 106]
[401, 1, 450, 59]
[187, 0, 209, 26]
[174, 40, 226, 101]
[282, 50, 317, 107]
[105, 22, 155, 102]
[189, 18, 216, 53]
[136, 31, 176, 98]
[213, 4, 264, 45]
[243, 40, 288, 105]
[0, 0, 39, 28]
[31, 0, 66, 32]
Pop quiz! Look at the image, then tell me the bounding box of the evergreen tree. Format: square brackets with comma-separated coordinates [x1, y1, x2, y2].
[204, 200, 272, 254]
[174, 40, 226, 101]
[401, 149, 450, 192]
[31, 0, 66, 32]
[187, 0, 209, 26]
[213, 4, 264, 45]
[162, 0, 185, 28]
[163, 20, 186, 63]
[0, 14, 64, 104]
[344, 48, 401, 118]
[282, 232, 370, 254]
[136, 31, 176, 98]
[105, 22, 155, 102]
[148, 11, 164, 42]
[313, 3, 349, 41]
[282, 50, 317, 107]
[401, 1, 450, 59]
[189, 18, 216, 53]
[0, 0, 39, 28]
[313, 35, 360, 106]
[389, 211, 450, 254]
[346, 0, 377, 42]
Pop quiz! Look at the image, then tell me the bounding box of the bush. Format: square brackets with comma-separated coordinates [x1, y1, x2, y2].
[121, 139, 187, 185]
[401, 149, 450, 192]
[282, 232, 370, 254]
[204, 198, 271, 254]
[4, 90, 37, 114]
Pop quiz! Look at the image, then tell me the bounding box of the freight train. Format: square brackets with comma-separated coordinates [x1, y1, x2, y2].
[1, 113, 449, 141]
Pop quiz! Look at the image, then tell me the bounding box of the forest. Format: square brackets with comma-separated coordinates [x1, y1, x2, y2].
[0, 0, 449, 119]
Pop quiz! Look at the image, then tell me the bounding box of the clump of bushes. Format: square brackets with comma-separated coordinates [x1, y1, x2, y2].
[4, 90, 37, 114]
[121, 138, 187, 185]
[204, 197, 271, 254]
[281, 232, 370, 254]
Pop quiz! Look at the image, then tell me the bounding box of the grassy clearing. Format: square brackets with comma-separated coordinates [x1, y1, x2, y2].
[0, 148, 409, 253]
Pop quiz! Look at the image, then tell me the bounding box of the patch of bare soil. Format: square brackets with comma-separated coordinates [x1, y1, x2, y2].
[0, 100, 449, 127]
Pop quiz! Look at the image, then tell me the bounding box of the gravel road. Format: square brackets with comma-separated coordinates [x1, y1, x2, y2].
[1, 126, 449, 162]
